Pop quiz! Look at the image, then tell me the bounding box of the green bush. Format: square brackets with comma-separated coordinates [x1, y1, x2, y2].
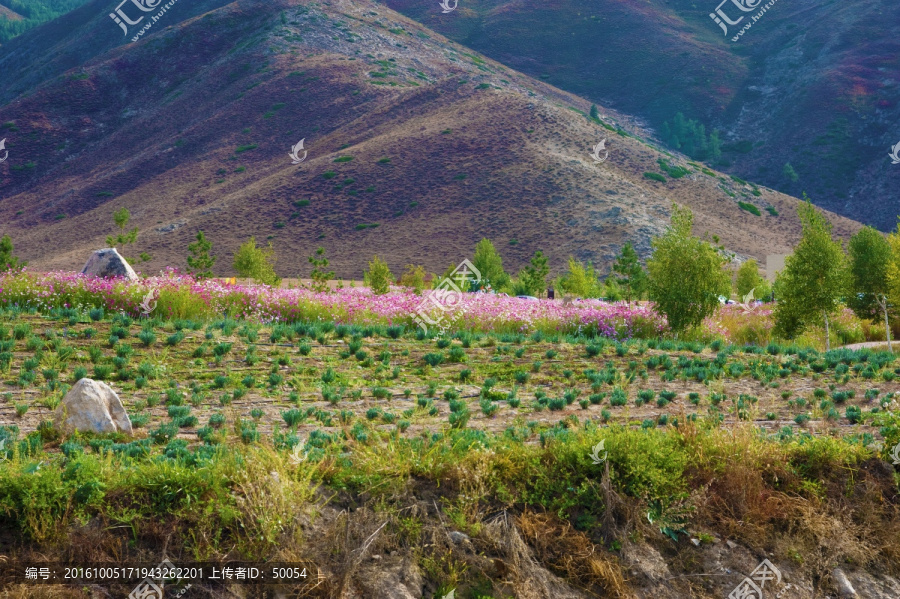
[643, 172, 666, 183]
[364, 255, 393, 295]
[232, 237, 280, 287]
[738, 201, 762, 216]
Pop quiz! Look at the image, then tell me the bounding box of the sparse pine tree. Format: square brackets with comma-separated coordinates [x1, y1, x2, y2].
[612, 242, 648, 301]
[773, 197, 848, 349]
[308, 247, 335, 293]
[106, 206, 144, 263]
[0, 234, 25, 271]
[107, 207, 138, 246]
[364, 255, 394, 295]
[519, 250, 550, 296]
[782, 162, 799, 182]
[187, 230, 216, 279]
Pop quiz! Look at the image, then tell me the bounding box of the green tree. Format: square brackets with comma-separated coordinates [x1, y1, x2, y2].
[782, 163, 799, 182]
[602, 277, 623, 301]
[307, 247, 335, 293]
[849, 226, 892, 351]
[558, 257, 601, 298]
[612, 242, 648, 301]
[106, 207, 148, 264]
[232, 237, 280, 287]
[735, 259, 764, 299]
[519, 250, 550, 296]
[399, 264, 427, 294]
[773, 198, 848, 349]
[0, 234, 25, 271]
[886, 222, 900, 347]
[660, 112, 722, 161]
[589, 104, 600, 121]
[364, 255, 394, 295]
[186, 231, 216, 279]
[646, 204, 732, 334]
[472, 238, 510, 291]
[107, 207, 138, 246]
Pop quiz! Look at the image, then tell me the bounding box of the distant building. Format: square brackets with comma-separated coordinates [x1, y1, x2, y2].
[766, 254, 790, 282]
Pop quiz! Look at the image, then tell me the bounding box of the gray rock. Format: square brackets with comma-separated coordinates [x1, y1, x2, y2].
[448, 531, 470, 544]
[81, 248, 138, 280]
[832, 568, 858, 598]
[53, 378, 133, 435]
[353, 556, 422, 599]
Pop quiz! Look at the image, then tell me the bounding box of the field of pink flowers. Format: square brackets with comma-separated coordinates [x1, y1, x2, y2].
[0, 270, 667, 339]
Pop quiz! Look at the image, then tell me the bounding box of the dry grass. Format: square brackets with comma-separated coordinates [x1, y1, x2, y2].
[517, 511, 633, 598]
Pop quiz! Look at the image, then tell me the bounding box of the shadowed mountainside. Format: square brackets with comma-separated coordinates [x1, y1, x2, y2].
[380, 0, 900, 230]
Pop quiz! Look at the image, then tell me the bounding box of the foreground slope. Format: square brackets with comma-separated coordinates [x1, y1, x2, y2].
[0, 0, 862, 277]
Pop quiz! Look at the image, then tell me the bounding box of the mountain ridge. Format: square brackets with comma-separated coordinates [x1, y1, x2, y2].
[0, 0, 863, 278]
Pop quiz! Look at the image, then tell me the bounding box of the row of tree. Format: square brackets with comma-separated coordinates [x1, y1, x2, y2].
[2, 197, 895, 350]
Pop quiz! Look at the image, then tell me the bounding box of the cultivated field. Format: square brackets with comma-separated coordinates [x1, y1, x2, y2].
[0, 274, 898, 598]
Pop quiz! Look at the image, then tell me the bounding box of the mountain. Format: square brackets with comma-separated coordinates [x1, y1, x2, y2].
[0, 0, 93, 43]
[0, 0, 863, 279]
[379, 0, 900, 230]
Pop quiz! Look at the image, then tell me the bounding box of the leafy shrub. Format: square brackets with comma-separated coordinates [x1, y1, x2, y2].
[738, 201, 762, 216]
[423, 353, 444, 367]
[609, 388, 627, 407]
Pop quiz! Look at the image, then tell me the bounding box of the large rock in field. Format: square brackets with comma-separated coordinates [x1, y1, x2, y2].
[53, 378, 133, 435]
[81, 248, 138, 280]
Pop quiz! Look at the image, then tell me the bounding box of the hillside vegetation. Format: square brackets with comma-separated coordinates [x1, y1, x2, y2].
[0, 0, 91, 43]
[0, 0, 862, 279]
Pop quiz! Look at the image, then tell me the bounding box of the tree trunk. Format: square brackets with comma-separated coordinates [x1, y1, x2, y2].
[882, 295, 893, 354]
[824, 310, 830, 351]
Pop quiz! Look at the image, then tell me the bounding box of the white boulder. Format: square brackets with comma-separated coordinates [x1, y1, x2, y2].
[53, 378, 133, 435]
[81, 248, 138, 280]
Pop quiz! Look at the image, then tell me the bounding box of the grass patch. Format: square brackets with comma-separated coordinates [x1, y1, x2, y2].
[738, 201, 762, 216]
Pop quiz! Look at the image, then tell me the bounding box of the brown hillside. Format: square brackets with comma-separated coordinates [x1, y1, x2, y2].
[0, 0, 862, 279]
[0, 5, 23, 21]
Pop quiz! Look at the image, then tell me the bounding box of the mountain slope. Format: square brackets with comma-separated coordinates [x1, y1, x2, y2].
[0, 0, 93, 43]
[380, 0, 900, 230]
[0, 0, 862, 278]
